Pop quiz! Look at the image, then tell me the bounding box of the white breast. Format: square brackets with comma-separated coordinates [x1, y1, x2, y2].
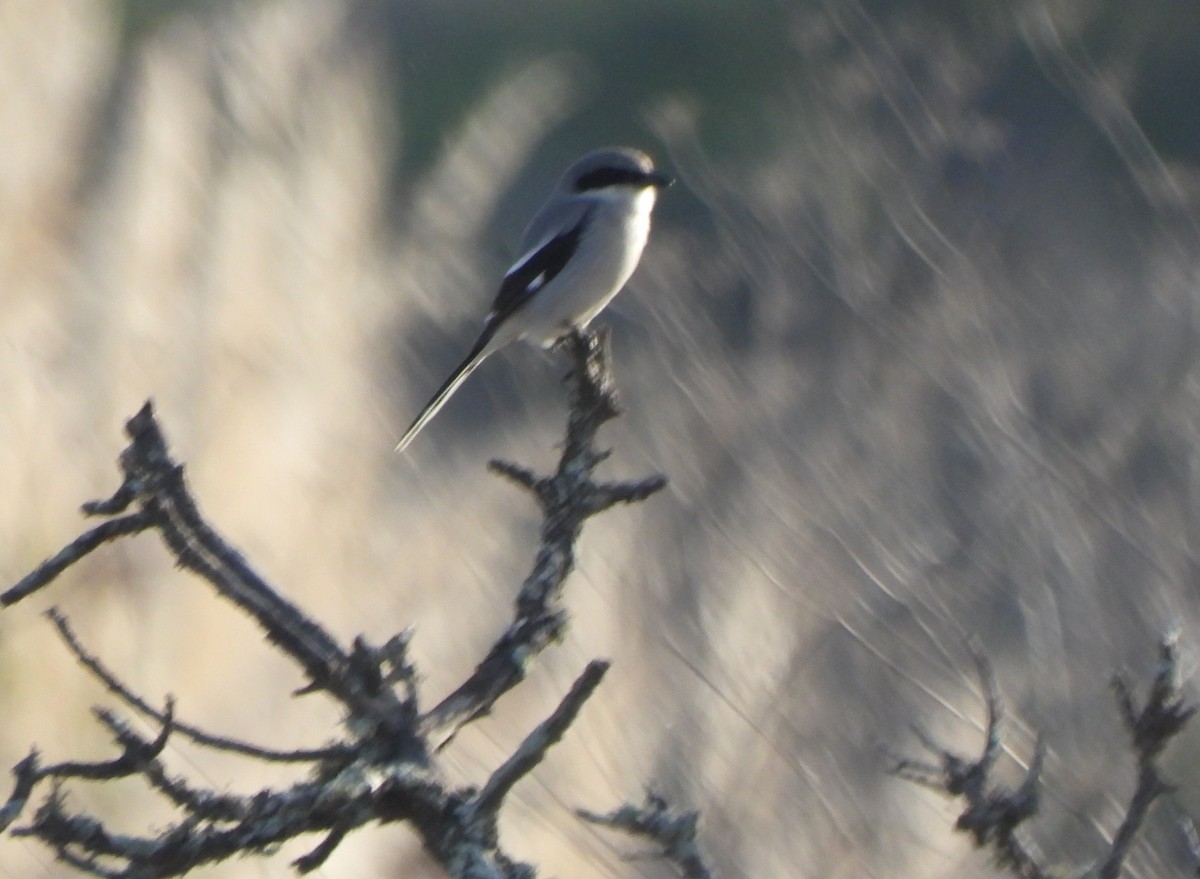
[520, 187, 658, 346]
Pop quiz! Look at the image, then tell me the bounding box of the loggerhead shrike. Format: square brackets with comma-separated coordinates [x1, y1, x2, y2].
[395, 146, 672, 452]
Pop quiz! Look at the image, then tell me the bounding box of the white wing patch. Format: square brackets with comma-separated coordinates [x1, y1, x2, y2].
[505, 233, 557, 278]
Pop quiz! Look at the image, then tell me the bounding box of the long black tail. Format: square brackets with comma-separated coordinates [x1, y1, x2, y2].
[394, 332, 494, 453]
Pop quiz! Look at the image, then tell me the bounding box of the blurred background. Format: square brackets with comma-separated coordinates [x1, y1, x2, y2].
[3, 1, 1200, 876]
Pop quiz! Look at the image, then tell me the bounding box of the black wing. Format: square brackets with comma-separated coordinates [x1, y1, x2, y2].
[484, 208, 591, 332]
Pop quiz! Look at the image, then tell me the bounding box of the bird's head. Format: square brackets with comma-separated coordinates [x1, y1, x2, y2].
[561, 147, 674, 196]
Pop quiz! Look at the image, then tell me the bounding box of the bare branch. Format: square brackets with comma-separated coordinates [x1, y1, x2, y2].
[586, 475, 668, 515]
[0, 754, 41, 833]
[471, 660, 609, 819]
[1098, 634, 1194, 879]
[46, 607, 348, 763]
[893, 638, 1194, 879]
[2, 330, 669, 878]
[293, 823, 349, 873]
[422, 330, 666, 742]
[579, 792, 711, 879]
[6, 401, 407, 726]
[1, 513, 152, 606]
[487, 460, 540, 493]
[889, 651, 1047, 879]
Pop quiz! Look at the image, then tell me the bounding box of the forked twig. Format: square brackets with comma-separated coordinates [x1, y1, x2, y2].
[890, 637, 1193, 879]
[1, 330, 670, 879]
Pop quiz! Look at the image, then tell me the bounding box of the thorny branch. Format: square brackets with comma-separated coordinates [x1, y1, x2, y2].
[8, 400, 388, 722]
[0, 330, 687, 879]
[889, 636, 1193, 879]
[45, 607, 347, 763]
[422, 330, 667, 743]
[1100, 634, 1194, 879]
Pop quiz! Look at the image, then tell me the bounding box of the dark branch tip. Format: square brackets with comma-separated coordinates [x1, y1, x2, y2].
[125, 400, 157, 437]
[487, 459, 541, 493]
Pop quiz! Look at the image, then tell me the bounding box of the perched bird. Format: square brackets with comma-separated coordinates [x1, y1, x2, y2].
[395, 146, 672, 453]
